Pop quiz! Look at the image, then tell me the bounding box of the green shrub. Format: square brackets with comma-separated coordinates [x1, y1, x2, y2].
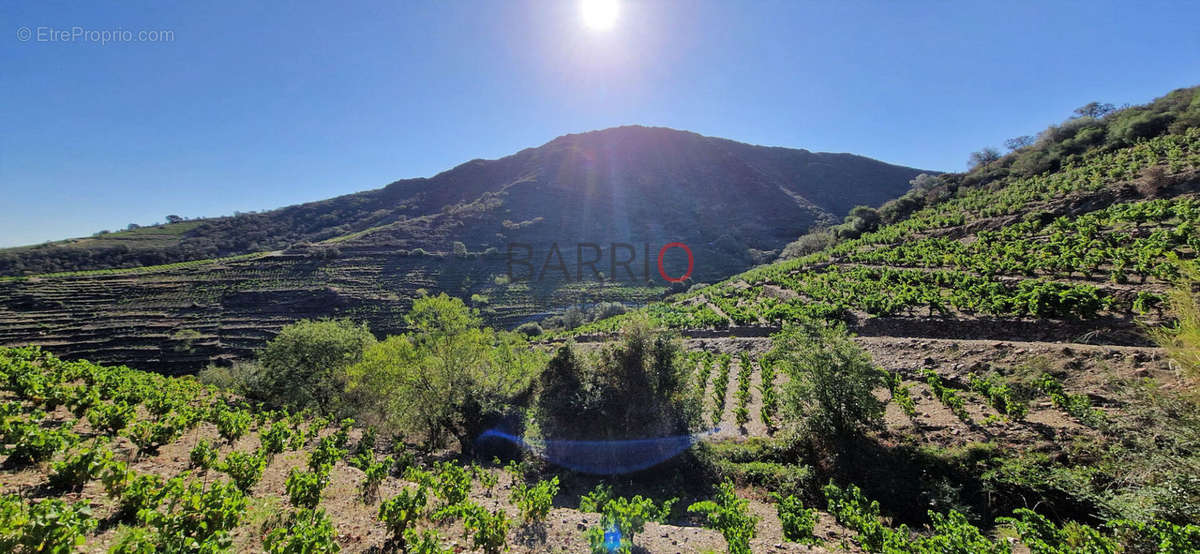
[771, 493, 820, 545]
[287, 466, 329, 510]
[263, 508, 341, 554]
[511, 476, 559, 525]
[221, 449, 267, 493]
[688, 481, 759, 554]
[379, 487, 427, 544]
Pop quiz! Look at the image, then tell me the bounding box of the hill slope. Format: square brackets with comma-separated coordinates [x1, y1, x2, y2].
[0, 126, 925, 277]
[0, 127, 926, 372]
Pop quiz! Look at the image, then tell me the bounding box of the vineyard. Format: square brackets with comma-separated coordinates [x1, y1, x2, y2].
[567, 127, 1200, 339]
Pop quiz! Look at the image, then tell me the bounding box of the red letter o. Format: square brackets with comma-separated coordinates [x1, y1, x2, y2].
[657, 242, 694, 283]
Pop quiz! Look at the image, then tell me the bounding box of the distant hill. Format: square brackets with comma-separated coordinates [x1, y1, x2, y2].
[0, 126, 926, 371]
[0, 126, 926, 278]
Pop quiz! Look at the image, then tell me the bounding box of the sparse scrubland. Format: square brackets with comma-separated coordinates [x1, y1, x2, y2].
[2, 87, 1200, 553]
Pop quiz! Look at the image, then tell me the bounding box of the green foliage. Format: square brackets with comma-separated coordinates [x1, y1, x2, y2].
[20, 498, 97, 554]
[263, 508, 341, 554]
[4, 421, 77, 465]
[578, 483, 615, 513]
[360, 456, 393, 501]
[87, 400, 135, 434]
[967, 372, 1028, 420]
[136, 479, 247, 553]
[430, 461, 472, 508]
[772, 322, 886, 439]
[581, 490, 674, 550]
[1038, 373, 1105, 427]
[286, 466, 330, 510]
[379, 486, 428, 544]
[258, 318, 377, 412]
[457, 502, 511, 554]
[888, 372, 918, 418]
[126, 417, 184, 455]
[1148, 258, 1200, 390]
[758, 359, 779, 428]
[711, 353, 731, 426]
[734, 353, 752, 428]
[220, 449, 267, 493]
[403, 528, 452, 554]
[189, 439, 218, 470]
[309, 435, 347, 473]
[689, 481, 758, 554]
[771, 493, 820, 545]
[345, 294, 544, 452]
[214, 407, 251, 443]
[923, 369, 972, 423]
[48, 442, 113, 490]
[511, 476, 559, 525]
[474, 465, 499, 497]
[536, 316, 701, 442]
[997, 509, 1117, 554]
[260, 420, 293, 456]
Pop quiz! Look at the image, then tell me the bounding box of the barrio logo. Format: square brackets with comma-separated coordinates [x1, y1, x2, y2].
[507, 242, 694, 283]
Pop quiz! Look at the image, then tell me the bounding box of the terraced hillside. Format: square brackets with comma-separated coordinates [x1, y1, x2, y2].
[0, 126, 927, 371]
[572, 127, 1200, 348]
[0, 248, 666, 373]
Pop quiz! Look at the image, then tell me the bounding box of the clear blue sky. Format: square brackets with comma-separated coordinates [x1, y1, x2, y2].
[2, 1, 1198, 247]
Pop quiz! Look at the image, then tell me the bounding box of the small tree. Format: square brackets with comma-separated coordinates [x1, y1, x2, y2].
[344, 294, 544, 453]
[968, 147, 1002, 169]
[770, 322, 886, 440]
[1073, 101, 1116, 119]
[1004, 135, 1035, 151]
[258, 319, 376, 412]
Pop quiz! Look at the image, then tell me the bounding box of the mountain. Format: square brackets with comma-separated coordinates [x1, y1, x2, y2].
[0, 126, 927, 371]
[0, 126, 925, 278]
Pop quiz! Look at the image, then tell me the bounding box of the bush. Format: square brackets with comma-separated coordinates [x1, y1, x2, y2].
[511, 476, 559, 525]
[770, 322, 886, 439]
[781, 229, 836, 260]
[189, 439, 218, 470]
[221, 449, 267, 493]
[772, 493, 820, 545]
[515, 322, 543, 337]
[264, 508, 341, 553]
[344, 294, 544, 453]
[379, 487, 427, 544]
[287, 467, 329, 510]
[536, 316, 701, 442]
[688, 481, 759, 554]
[258, 319, 376, 412]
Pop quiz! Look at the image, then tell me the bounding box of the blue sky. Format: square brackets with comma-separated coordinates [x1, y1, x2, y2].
[2, 1, 1198, 247]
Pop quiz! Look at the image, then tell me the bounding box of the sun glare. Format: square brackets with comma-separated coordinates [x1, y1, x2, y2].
[580, 0, 619, 31]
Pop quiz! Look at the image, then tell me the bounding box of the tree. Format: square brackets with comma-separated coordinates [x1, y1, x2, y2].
[1004, 135, 1035, 151]
[968, 148, 1001, 169]
[344, 294, 544, 453]
[452, 241, 468, 256]
[535, 316, 701, 442]
[166, 215, 184, 224]
[1073, 101, 1116, 119]
[769, 322, 886, 440]
[258, 319, 376, 412]
[908, 173, 939, 194]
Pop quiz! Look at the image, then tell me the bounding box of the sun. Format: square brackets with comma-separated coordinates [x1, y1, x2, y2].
[580, 0, 619, 31]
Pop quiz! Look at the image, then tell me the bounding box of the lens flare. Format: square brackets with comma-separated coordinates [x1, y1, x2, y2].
[477, 428, 718, 475]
